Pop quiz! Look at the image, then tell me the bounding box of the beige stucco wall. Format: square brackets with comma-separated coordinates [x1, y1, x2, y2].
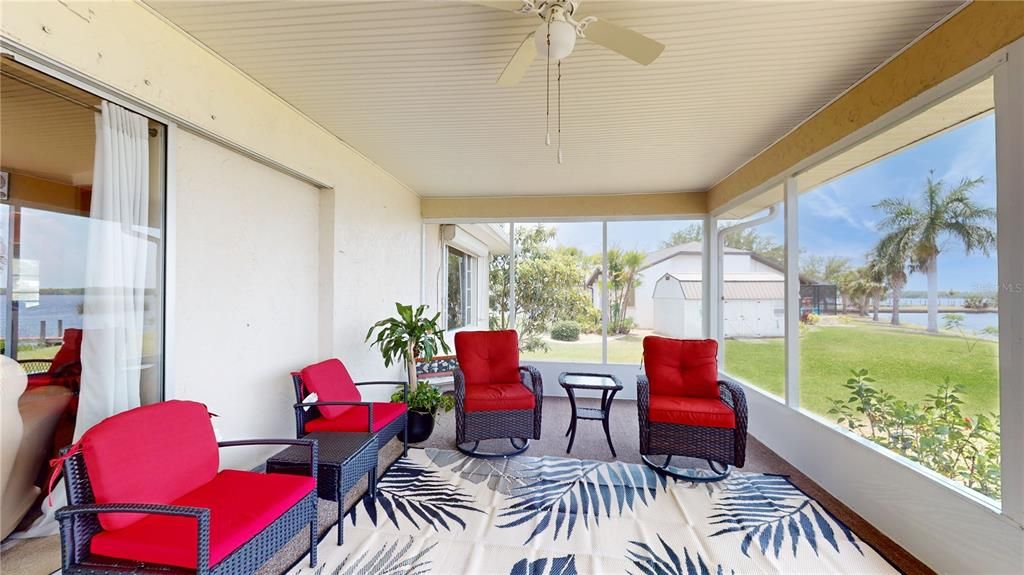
[0, 1, 422, 450]
[173, 132, 319, 468]
[422, 191, 706, 220]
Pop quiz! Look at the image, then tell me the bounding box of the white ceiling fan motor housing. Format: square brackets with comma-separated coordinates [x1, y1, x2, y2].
[535, 18, 577, 60]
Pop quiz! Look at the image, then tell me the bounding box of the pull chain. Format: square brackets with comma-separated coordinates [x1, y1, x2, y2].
[557, 59, 563, 164]
[545, 17, 551, 147]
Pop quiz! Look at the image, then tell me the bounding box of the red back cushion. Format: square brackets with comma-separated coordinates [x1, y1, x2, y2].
[643, 336, 720, 399]
[79, 400, 219, 531]
[455, 330, 521, 386]
[299, 359, 361, 419]
[49, 328, 83, 374]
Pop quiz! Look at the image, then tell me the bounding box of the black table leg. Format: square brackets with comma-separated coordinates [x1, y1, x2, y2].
[566, 387, 579, 454]
[336, 471, 345, 545]
[602, 389, 619, 457]
[368, 465, 377, 499]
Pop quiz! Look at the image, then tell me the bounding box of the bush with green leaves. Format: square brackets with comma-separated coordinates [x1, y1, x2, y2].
[550, 320, 581, 342]
[392, 381, 454, 416]
[827, 369, 1000, 499]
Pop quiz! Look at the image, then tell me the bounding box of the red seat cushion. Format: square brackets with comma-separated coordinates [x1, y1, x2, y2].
[299, 359, 361, 419]
[455, 330, 521, 387]
[79, 400, 219, 531]
[648, 395, 736, 429]
[643, 336, 720, 399]
[304, 402, 406, 433]
[464, 383, 535, 412]
[90, 470, 314, 569]
[26, 373, 55, 389]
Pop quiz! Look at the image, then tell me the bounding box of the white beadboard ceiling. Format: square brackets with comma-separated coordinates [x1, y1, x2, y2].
[148, 0, 963, 198]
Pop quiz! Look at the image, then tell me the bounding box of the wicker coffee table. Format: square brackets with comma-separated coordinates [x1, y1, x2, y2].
[266, 431, 378, 545]
[558, 372, 623, 457]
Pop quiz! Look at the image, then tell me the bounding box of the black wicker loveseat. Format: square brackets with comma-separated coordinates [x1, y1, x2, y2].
[56, 400, 318, 575]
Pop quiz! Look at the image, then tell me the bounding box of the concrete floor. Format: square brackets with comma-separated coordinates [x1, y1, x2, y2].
[0, 396, 933, 575]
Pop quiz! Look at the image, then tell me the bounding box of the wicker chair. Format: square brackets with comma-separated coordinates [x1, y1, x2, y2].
[637, 336, 748, 482]
[453, 330, 542, 458]
[55, 400, 318, 575]
[292, 358, 409, 457]
[19, 328, 83, 389]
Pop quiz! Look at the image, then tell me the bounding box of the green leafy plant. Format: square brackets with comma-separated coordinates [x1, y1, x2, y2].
[943, 313, 980, 353]
[391, 381, 454, 416]
[828, 369, 1000, 498]
[550, 320, 581, 342]
[366, 303, 451, 389]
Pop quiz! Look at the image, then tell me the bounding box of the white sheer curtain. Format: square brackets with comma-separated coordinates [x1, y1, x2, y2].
[74, 101, 150, 438]
[16, 101, 151, 538]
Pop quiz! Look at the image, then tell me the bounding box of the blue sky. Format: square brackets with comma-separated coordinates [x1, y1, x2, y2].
[798, 113, 996, 292]
[545, 113, 997, 293]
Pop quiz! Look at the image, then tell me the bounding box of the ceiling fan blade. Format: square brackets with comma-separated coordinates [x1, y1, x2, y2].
[497, 32, 537, 86]
[583, 18, 664, 65]
[464, 1, 531, 12]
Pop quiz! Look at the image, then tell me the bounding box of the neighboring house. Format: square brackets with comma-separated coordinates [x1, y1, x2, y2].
[586, 241, 806, 338]
[423, 223, 509, 335]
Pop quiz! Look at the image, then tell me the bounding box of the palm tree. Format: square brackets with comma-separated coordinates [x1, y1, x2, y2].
[606, 248, 645, 333]
[872, 231, 911, 326]
[874, 173, 995, 332]
[835, 269, 859, 314]
[862, 258, 888, 322]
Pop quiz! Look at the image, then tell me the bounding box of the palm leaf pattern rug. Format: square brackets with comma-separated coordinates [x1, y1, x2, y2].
[292, 448, 896, 574]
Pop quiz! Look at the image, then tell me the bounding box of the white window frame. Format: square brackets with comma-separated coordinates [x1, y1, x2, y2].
[708, 37, 1023, 524]
[443, 244, 481, 333]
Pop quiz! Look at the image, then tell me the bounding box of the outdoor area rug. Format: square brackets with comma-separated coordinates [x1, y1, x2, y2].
[291, 448, 897, 575]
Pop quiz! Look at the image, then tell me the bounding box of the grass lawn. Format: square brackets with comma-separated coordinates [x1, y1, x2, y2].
[1, 344, 62, 360]
[523, 318, 999, 418]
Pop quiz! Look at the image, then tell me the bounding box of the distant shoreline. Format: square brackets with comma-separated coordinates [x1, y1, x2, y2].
[876, 306, 997, 314]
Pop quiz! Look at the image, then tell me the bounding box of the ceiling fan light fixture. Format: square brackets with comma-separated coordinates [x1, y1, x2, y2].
[535, 19, 576, 60]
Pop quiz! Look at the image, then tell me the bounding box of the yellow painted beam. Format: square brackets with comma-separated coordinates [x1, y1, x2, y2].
[421, 192, 706, 220]
[708, 1, 1024, 212]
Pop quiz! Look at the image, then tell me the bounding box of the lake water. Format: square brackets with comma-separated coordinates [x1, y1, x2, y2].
[875, 311, 998, 334]
[1, 294, 84, 339]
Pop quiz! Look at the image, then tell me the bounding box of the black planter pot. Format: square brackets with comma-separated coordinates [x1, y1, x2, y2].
[402, 410, 436, 443]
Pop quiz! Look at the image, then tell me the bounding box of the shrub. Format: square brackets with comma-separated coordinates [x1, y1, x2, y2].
[391, 381, 454, 416]
[551, 320, 581, 342]
[963, 295, 990, 309]
[827, 369, 1000, 499]
[575, 307, 601, 334]
[802, 312, 821, 325]
[610, 317, 635, 335]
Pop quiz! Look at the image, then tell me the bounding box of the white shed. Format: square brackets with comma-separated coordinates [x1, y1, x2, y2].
[652, 272, 785, 338]
[652, 273, 704, 339]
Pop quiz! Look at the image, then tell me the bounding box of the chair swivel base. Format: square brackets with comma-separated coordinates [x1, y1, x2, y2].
[457, 437, 530, 459]
[642, 454, 731, 482]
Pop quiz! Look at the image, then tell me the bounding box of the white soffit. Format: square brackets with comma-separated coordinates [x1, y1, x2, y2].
[148, 0, 963, 198]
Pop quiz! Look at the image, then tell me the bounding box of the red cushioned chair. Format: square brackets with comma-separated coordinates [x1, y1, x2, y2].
[638, 336, 748, 482]
[55, 400, 318, 575]
[453, 330, 543, 458]
[20, 328, 83, 390]
[292, 359, 409, 456]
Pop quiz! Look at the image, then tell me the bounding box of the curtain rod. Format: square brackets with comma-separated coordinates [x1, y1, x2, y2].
[1, 69, 99, 112]
[3, 70, 160, 137]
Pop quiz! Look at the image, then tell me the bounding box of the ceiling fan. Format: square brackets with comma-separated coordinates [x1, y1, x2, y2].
[471, 0, 666, 86]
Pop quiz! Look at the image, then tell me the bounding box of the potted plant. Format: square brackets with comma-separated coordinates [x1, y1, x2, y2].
[391, 381, 454, 443]
[366, 303, 453, 441]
